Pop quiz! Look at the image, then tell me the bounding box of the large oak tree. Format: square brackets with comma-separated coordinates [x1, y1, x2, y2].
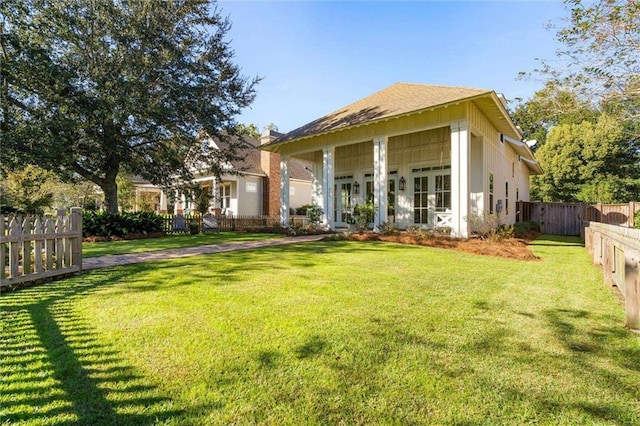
[1, 0, 258, 212]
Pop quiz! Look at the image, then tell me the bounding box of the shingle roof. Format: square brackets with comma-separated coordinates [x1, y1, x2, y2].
[277, 83, 492, 142]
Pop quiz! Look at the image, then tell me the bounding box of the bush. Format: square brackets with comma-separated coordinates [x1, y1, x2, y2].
[83, 211, 164, 237]
[379, 222, 398, 235]
[465, 212, 501, 240]
[635, 210, 640, 229]
[512, 221, 540, 238]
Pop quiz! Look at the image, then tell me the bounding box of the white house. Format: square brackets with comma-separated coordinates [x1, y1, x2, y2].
[260, 83, 542, 237]
[132, 133, 313, 216]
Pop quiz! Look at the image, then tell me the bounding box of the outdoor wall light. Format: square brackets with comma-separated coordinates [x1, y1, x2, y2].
[399, 176, 406, 192]
[353, 181, 360, 195]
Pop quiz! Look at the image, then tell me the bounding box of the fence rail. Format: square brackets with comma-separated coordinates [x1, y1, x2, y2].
[517, 201, 640, 236]
[160, 213, 306, 234]
[1, 208, 82, 288]
[583, 221, 640, 330]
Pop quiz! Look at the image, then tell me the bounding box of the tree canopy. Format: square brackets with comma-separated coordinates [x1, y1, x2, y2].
[513, 0, 640, 202]
[1, 0, 258, 212]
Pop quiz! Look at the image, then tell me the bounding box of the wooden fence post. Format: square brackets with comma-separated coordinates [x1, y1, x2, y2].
[630, 201, 636, 228]
[603, 237, 614, 286]
[624, 249, 640, 331]
[71, 207, 83, 272]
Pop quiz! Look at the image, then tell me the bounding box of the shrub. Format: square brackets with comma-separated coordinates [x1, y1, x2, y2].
[635, 210, 640, 229]
[379, 222, 398, 235]
[465, 212, 501, 240]
[83, 211, 164, 237]
[513, 221, 540, 238]
[306, 205, 324, 228]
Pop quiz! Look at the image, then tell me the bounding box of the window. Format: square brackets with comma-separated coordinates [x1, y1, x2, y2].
[489, 173, 494, 214]
[413, 176, 429, 224]
[246, 182, 257, 193]
[505, 182, 509, 215]
[220, 184, 231, 209]
[435, 175, 451, 212]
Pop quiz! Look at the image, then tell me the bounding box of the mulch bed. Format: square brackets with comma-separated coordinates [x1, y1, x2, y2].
[339, 232, 541, 261]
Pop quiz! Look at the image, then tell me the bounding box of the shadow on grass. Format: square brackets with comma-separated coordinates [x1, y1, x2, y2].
[530, 235, 585, 247]
[1, 271, 183, 425]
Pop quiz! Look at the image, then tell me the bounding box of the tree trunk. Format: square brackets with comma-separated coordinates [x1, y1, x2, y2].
[102, 179, 119, 213]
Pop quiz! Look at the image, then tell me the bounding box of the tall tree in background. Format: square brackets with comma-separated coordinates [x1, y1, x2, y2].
[514, 0, 640, 202]
[1, 0, 258, 212]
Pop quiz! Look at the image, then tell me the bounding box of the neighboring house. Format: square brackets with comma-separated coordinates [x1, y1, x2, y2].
[132, 133, 312, 216]
[260, 83, 542, 237]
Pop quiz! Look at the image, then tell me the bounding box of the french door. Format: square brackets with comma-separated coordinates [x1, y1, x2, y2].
[334, 179, 353, 226]
[413, 171, 451, 227]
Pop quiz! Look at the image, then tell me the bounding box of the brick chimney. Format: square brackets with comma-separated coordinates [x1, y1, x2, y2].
[260, 129, 284, 217]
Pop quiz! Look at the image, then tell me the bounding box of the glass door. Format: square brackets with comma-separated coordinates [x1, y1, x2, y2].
[413, 171, 451, 227]
[334, 180, 353, 226]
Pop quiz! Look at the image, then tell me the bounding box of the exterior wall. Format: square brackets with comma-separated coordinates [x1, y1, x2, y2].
[236, 175, 263, 216]
[467, 102, 531, 224]
[289, 179, 313, 211]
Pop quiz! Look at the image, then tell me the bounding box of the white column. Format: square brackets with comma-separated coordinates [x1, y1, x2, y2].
[451, 121, 470, 238]
[373, 135, 388, 229]
[280, 154, 290, 226]
[322, 147, 335, 229]
[173, 190, 180, 214]
[212, 177, 219, 210]
[312, 155, 323, 209]
[159, 190, 167, 213]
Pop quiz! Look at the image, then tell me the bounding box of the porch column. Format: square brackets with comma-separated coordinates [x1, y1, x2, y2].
[280, 154, 290, 226]
[211, 177, 219, 210]
[373, 135, 388, 229]
[451, 121, 470, 238]
[322, 147, 335, 229]
[173, 190, 180, 214]
[159, 190, 167, 214]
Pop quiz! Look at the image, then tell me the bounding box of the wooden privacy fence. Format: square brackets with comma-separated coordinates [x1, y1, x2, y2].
[517, 201, 640, 236]
[160, 213, 306, 234]
[1, 208, 82, 288]
[583, 222, 640, 330]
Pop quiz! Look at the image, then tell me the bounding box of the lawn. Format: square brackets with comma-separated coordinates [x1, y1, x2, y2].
[1, 236, 639, 425]
[81, 232, 282, 258]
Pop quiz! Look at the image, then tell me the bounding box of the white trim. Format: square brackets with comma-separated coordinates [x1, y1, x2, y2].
[373, 136, 388, 228]
[322, 147, 335, 229]
[280, 155, 290, 226]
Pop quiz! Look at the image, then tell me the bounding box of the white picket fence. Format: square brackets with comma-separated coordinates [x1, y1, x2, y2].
[1, 207, 82, 288]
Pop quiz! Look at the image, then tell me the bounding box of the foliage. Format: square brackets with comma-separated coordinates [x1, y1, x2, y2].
[525, 0, 640, 137]
[350, 202, 376, 231]
[4, 237, 639, 424]
[305, 204, 324, 228]
[530, 114, 640, 202]
[0, 164, 56, 214]
[234, 123, 260, 139]
[116, 174, 134, 212]
[0, 0, 258, 212]
[296, 204, 312, 215]
[465, 212, 502, 240]
[82, 211, 164, 237]
[513, 220, 541, 238]
[635, 209, 640, 229]
[379, 221, 398, 235]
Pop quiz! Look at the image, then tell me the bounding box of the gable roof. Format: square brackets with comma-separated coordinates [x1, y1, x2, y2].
[275, 83, 493, 143]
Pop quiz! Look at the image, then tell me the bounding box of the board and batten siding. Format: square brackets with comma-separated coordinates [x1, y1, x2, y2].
[468, 101, 531, 223]
[275, 104, 467, 158]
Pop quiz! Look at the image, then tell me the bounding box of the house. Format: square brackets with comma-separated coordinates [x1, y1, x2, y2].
[131, 133, 313, 216]
[260, 83, 542, 237]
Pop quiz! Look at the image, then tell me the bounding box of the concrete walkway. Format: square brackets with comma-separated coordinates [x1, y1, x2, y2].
[83, 235, 326, 271]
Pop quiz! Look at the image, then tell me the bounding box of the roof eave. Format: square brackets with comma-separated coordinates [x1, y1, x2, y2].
[261, 91, 494, 153]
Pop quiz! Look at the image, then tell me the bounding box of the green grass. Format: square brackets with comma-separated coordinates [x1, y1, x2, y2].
[81, 232, 282, 258]
[2, 236, 639, 425]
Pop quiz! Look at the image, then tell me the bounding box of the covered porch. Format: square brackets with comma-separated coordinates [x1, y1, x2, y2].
[276, 122, 485, 237]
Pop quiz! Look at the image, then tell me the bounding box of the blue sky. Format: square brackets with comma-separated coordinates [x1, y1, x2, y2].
[218, 1, 566, 133]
